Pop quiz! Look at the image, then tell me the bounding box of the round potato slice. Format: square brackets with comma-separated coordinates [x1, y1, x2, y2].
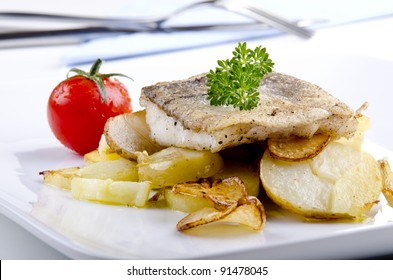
[260, 141, 383, 219]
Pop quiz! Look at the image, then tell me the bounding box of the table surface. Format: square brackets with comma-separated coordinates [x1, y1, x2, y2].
[1, 0, 393, 260]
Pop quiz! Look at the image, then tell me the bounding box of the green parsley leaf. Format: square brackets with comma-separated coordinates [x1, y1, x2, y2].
[207, 42, 274, 110]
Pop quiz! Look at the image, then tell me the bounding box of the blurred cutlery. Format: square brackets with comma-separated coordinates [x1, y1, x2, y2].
[0, 0, 313, 38]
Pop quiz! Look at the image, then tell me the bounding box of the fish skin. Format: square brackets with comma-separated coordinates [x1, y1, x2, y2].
[140, 72, 358, 152]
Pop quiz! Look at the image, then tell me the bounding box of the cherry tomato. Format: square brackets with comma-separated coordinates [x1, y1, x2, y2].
[47, 59, 132, 155]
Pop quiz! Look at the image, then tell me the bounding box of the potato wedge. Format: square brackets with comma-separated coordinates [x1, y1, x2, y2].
[267, 133, 331, 162]
[137, 147, 224, 187]
[79, 157, 139, 181]
[261, 141, 383, 219]
[40, 167, 80, 190]
[71, 177, 151, 207]
[41, 157, 138, 189]
[104, 110, 164, 160]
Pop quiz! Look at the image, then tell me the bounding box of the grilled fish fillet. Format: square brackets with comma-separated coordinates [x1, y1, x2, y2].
[140, 72, 358, 152]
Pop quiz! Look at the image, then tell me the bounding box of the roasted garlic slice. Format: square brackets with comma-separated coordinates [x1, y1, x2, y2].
[378, 159, 393, 207]
[165, 177, 266, 231]
[267, 133, 331, 161]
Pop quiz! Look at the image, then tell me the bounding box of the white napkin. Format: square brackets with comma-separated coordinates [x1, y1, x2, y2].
[63, 0, 393, 65]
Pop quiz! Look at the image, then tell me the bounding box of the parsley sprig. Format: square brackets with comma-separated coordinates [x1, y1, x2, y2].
[207, 42, 274, 110]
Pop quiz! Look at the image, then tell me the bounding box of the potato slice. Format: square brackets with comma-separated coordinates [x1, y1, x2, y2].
[79, 157, 139, 181]
[104, 110, 164, 160]
[40, 167, 80, 190]
[261, 141, 383, 219]
[378, 159, 393, 207]
[71, 177, 151, 207]
[41, 157, 138, 189]
[267, 133, 331, 162]
[137, 147, 224, 187]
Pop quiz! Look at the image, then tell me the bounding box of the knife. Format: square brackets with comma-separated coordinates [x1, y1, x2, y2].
[0, 22, 277, 48]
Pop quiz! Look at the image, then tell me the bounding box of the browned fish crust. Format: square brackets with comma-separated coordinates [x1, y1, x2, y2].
[140, 72, 358, 152]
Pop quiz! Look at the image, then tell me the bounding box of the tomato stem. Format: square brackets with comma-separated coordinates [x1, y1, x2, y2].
[67, 58, 133, 103]
[89, 58, 103, 76]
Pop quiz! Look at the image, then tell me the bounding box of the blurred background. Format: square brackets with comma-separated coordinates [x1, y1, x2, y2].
[2, 0, 392, 64]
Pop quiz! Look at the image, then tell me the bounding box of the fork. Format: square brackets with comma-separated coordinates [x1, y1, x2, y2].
[0, 0, 313, 38]
[215, 0, 313, 38]
[0, 0, 216, 31]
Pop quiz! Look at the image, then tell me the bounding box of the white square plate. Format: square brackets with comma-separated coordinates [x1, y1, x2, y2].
[1, 51, 393, 259]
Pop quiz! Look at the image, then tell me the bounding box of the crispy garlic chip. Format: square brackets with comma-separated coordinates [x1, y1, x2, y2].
[267, 133, 331, 162]
[378, 159, 393, 207]
[267, 102, 369, 162]
[173, 177, 266, 231]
